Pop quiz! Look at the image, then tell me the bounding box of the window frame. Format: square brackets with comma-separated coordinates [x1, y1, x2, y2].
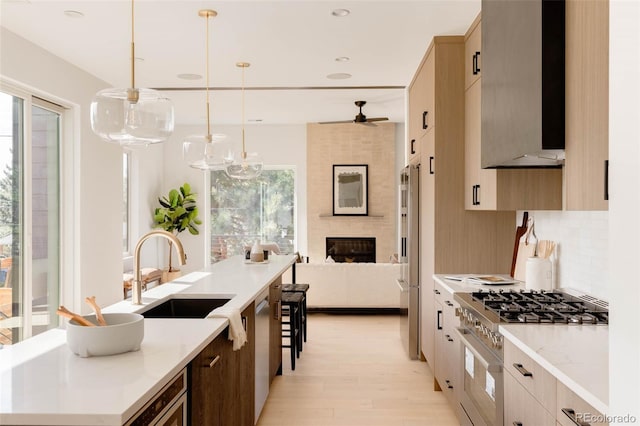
[0, 81, 69, 342]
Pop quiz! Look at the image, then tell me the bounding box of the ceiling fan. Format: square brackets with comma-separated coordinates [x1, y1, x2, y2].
[319, 101, 389, 125]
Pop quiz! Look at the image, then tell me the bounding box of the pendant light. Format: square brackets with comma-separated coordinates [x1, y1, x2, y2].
[182, 9, 230, 170]
[225, 62, 263, 180]
[90, 0, 174, 146]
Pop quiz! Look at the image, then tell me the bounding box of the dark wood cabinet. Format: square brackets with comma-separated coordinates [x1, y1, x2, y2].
[188, 302, 256, 426]
[189, 330, 230, 426]
[269, 277, 283, 382]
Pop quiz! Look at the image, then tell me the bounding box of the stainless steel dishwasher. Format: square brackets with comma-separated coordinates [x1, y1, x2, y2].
[254, 288, 270, 423]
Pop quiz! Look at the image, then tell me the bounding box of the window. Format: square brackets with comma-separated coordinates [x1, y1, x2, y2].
[123, 152, 130, 254]
[210, 169, 295, 263]
[0, 89, 62, 346]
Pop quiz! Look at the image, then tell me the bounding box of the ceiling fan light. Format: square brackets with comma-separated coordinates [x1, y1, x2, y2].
[90, 87, 174, 146]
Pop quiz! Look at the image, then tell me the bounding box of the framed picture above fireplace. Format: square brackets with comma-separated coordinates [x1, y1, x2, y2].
[333, 164, 368, 216]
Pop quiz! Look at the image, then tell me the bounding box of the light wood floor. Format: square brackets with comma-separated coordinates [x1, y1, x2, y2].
[257, 313, 459, 426]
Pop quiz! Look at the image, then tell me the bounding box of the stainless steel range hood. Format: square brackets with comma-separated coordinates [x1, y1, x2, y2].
[481, 0, 565, 168]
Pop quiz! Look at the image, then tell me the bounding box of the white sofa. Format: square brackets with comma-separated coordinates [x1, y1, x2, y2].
[295, 263, 402, 309]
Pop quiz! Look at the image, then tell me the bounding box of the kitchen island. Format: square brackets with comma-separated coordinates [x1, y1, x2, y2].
[0, 255, 295, 426]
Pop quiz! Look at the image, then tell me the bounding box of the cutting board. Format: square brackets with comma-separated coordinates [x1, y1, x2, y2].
[513, 216, 537, 281]
[511, 212, 535, 280]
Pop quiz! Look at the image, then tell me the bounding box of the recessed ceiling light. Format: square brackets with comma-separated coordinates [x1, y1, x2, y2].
[326, 73, 352, 80]
[335, 56, 350, 62]
[177, 73, 202, 80]
[331, 9, 350, 17]
[63, 10, 84, 18]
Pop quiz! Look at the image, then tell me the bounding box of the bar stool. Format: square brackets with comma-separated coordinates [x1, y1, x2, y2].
[281, 291, 304, 370]
[282, 283, 309, 343]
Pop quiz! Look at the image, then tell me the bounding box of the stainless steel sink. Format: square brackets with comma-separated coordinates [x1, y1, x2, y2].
[141, 298, 232, 319]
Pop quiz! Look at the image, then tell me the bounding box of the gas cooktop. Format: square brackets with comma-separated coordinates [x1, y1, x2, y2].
[457, 289, 608, 325]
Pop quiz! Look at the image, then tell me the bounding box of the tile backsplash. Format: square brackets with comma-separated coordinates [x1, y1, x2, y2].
[518, 210, 609, 301]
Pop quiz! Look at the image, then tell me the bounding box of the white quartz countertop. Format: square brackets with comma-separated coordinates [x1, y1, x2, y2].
[500, 323, 608, 415]
[0, 255, 295, 425]
[434, 274, 526, 294]
[433, 274, 608, 415]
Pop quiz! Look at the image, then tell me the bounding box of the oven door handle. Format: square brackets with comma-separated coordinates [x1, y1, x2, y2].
[455, 327, 502, 373]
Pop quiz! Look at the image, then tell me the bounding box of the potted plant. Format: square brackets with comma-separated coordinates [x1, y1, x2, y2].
[153, 183, 201, 281]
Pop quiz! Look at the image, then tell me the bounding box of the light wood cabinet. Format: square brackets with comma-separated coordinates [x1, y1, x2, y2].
[433, 283, 460, 413]
[464, 13, 563, 211]
[407, 45, 435, 165]
[556, 381, 608, 426]
[504, 336, 608, 426]
[464, 14, 481, 90]
[504, 339, 557, 413]
[564, 0, 609, 211]
[414, 35, 514, 378]
[504, 370, 556, 426]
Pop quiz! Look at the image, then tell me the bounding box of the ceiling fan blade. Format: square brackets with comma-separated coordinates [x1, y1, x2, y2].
[366, 117, 389, 122]
[318, 120, 353, 124]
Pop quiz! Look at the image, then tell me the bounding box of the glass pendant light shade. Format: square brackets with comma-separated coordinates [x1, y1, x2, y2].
[183, 133, 230, 170]
[90, 88, 174, 146]
[182, 9, 228, 170]
[90, 0, 174, 146]
[225, 150, 263, 179]
[225, 62, 263, 179]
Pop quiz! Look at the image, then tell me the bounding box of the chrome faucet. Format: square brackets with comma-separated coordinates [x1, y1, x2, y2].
[132, 230, 187, 305]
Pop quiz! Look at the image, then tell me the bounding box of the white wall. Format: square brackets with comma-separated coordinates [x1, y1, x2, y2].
[0, 28, 123, 313]
[609, 1, 640, 420]
[517, 211, 608, 300]
[158, 123, 308, 272]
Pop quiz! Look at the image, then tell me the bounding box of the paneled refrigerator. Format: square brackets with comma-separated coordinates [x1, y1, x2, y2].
[398, 165, 420, 360]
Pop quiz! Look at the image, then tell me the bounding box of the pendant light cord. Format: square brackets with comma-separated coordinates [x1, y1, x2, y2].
[130, 0, 135, 89]
[205, 12, 211, 139]
[241, 64, 246, 158]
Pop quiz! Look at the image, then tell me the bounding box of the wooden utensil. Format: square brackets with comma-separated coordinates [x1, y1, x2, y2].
[56, 306, 96, 327]
[85, 296, 107, 326]
[510, 212, 529, 277]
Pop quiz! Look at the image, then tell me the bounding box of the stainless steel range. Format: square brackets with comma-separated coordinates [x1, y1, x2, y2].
[453, 289, 608, 426]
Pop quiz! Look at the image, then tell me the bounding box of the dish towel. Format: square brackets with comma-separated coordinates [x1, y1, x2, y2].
[206, 306, 247, 351]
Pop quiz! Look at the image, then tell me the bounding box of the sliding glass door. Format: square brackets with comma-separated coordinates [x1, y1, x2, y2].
[0, 90, 62, 346]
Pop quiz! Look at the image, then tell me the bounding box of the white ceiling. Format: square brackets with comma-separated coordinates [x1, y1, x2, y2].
[0, 0, 480, 125]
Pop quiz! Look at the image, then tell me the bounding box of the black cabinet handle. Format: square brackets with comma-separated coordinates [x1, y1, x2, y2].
[422, 111, 428, 130]
[473, 51, 481, 75]
[513, 363, 533, 377]
[437, 310, 443, 330]
[562, 408, 591, 426]
[410, 139, 416, 155]
[429, 156, 434, 175]
[604, 160, 609, 201]
[513, 422, 523, 426]
[472, 185, 481, 206]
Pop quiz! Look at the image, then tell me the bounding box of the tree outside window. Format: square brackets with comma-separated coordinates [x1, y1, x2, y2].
[210, 169, 295, 262]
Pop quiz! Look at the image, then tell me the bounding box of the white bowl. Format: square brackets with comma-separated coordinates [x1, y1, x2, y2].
[66, 313, 144, 358]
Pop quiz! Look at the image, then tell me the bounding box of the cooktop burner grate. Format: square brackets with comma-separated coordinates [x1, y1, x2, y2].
[470, 289, 608, 324]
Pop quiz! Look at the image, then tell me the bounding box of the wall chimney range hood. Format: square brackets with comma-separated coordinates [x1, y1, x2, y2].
[481, 0, 565, 168]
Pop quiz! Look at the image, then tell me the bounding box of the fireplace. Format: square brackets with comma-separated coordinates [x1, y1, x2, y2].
[326, 237, 376, 263]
